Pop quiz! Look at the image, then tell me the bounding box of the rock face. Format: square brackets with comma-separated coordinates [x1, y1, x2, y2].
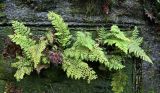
[0, 0, 159, 93]
[141, 26, 160, 93]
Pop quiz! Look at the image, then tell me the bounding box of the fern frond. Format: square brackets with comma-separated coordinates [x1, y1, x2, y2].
[104, 38, 129, 54]
[9, 21, 36, 57]
[103, 25, 130, 54]
[128, 27, 152, 63]
[108, 55, 125, 70]
[128, 41, 152, 63]
[11, 56, 33, 81]
[11, 21, 31, 36]
[109, 25, 130, 41]
[29, 39, 48, 68]
[9, 34, 36, 57]
[131, 26, 139, 40]
[62, 56, 97, 83]
[9, 21, 51, 80]
[64, 31, 109, 68]
[111, 71, 128, 93]
[88, 45, 109, 67]
[75, 32, 95, 50]
[97, 27, 107, 44]
[48, 12, 71, 47]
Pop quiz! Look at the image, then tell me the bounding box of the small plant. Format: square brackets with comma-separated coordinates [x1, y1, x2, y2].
[9, 21, 50, 81]
[111, 71, 128, 93]
[6, 12, 152, 93]
[98, 25, 152, 63]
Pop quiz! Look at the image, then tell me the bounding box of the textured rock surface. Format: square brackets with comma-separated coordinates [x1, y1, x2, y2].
[0, 0, 159, 93]
[141, 25, 160, 93]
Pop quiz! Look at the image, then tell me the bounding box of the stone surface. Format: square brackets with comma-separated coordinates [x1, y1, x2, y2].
[0, 0, 159, 93]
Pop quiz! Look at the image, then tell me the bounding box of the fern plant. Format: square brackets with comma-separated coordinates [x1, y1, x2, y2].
[111, 71, 128, 93]
[9, 21, 51, 81]
[97, 25, 152, 93]
[63, 32, 106, 82]
[98, 25, 152, 63]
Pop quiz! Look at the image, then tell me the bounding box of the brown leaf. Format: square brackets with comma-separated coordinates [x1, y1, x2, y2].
[145, 9, 155, 21]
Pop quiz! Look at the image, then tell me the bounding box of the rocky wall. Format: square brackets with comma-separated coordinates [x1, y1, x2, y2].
[0, 0, 159, 93]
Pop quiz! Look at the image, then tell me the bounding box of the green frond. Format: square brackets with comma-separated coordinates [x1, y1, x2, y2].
[131, 26, 139, 40]
[75, 32, 95, 50]
[87, 45, 109, 66]
[48, 11, 71, 47]
[64, 31, 109, 68]
[104, 38, 129, 54]
[11, 57, 33, 81]
[9, 21, 36, 57]
[128, 26, 152, 63]
[108, 55, 125, 70]
[9, 21, 50, 80]
[62, 56, 97, 83]
[128, 41, 152, 63]
[97, 27, 107, 44]
[109, 25, 130, 41]
[11, 21, 31, 36]
[9, 34, 36, 57]
[111, 71, 128, 93]
[29, 40, 48, 68]
[130, 26, 143, 46]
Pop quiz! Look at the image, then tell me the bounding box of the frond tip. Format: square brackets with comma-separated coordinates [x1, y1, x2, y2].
[48, 11, 71, 47]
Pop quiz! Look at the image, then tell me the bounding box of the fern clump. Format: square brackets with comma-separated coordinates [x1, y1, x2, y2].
[98, 25, 152, 63]
[7, 12, 152, 93]
[9, 21, 51, 80]
[97, 25, 152, 93]
[63, 32, 109, 82]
